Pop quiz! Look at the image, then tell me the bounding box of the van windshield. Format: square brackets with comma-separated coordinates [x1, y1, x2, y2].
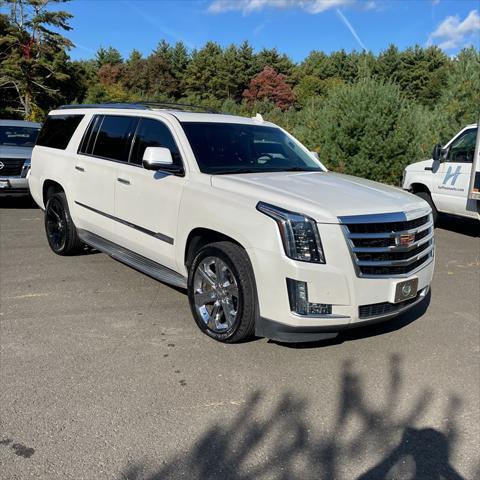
[181, 122, 323, 175]
[0, 126, 40, 147]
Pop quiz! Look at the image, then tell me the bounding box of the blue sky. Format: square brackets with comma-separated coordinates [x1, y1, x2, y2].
[60, 0, 480, 61]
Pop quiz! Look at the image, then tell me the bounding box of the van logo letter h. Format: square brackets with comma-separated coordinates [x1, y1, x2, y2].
[443, 166, 461, 186]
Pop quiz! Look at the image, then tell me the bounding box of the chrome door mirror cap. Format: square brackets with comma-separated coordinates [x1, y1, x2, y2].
[142, 147, 173, 170]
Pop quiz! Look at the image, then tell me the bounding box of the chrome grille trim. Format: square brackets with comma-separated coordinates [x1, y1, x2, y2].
[347, 219, 433, 239]
[352, 230, 434, 253]
[0, 158, 27, 177]
[339, 209, 435, 278]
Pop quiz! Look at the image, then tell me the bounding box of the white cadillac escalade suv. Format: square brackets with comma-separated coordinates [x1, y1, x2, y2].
[29, 103, 434, 343]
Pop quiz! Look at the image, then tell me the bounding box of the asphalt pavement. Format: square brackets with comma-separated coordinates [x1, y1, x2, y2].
[1, 197, 479, 480]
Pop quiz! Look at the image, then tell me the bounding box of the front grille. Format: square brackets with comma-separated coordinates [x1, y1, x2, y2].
[347, 215, 429, 234]
[0, 158, 25, 177]
[340, 210, 434, 277]
[359, 294, 420, 319]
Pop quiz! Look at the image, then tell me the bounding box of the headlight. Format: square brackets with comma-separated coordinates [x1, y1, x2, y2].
[257, 202, 325, 263]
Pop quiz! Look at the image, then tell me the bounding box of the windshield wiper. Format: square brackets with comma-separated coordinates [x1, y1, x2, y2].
[211, 167, 321, 175]
[283, 167, 321, 172]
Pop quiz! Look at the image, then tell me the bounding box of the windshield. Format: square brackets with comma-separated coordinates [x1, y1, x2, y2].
[0, 125, 40, 147]
[181, 122, 324, 174]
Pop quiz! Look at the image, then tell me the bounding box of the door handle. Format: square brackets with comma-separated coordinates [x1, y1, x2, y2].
[424, 166, 433, 171]
[75, 165, 85, 172]
[117, 177, 130, 185]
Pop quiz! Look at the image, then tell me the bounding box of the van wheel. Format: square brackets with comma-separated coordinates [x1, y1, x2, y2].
[188, 241, 256, 343]
[414, 191, 438, 225]
[44, 192, 83, 255]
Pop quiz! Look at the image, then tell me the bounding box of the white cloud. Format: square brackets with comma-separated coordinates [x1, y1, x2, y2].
[208, 0, 356, 15]
[429, 9, 480, 50]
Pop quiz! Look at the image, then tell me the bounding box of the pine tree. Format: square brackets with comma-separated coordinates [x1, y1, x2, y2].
[314, 78, 436, 184]
[437, 47, 480, 139]
[144, 40, 177, 99]
[183, 41, 225, 102]
[95, 46, 123, 68]
[0, 0, 74, 119]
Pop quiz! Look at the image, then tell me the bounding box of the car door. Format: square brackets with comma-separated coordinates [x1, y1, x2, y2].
[72, 114, 138, 242]
[431, 127, 477, 218]
[113, 116, 186, 271]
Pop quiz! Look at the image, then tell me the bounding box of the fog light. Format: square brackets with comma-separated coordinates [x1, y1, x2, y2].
[286, 278, 332, 316]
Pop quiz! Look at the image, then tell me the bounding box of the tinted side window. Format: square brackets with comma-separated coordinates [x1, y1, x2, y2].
[36, 115, 84, 150]
[78, 115, 102, 155]
[447, 128, 477, 163]
[92, 115, 138, 162]
[131, 118, 182, 166]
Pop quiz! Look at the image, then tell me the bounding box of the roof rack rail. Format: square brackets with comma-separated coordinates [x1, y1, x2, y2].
[138, 101, 219, 113]
[58, 102, 219, 114]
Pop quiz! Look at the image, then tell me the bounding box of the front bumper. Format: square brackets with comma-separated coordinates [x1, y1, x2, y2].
[250, 222, 435, 342]
[256, 286, 430, 343]
[0, 176, 30, 196]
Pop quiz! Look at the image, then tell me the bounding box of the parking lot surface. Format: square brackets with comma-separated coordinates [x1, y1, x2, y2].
[1, 198, 479, 480]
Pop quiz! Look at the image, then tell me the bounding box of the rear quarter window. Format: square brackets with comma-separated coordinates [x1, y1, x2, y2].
[36, 115, 84, 150]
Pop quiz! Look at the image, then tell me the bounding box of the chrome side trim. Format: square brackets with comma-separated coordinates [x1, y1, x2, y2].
[77, 229, 186, 289]
[75, 201, 174, 245]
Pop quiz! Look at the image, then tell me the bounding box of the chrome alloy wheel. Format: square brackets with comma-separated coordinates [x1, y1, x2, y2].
[193, 256, 240, 333]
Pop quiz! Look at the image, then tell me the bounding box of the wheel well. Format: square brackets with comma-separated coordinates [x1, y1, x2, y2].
[184, 228, 244, 268]
[410, 183, 431, 195]
[42, 180, 64, 206]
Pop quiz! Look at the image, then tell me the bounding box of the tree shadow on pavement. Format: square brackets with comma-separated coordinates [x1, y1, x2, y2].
[118, 354, 465, 480]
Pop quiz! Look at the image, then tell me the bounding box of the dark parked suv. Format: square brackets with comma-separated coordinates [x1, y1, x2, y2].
[0, 119, 41, 196]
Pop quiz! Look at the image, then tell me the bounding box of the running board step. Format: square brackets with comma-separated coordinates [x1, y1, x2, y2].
[78, 229, 187, 289]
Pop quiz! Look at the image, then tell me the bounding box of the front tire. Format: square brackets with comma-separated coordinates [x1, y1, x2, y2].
[44, 192, 83, 255]
[187, 241, 256, 343]
[414, 191, 438, 225]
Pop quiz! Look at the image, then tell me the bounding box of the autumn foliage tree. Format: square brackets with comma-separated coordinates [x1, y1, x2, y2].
[243, 66, 295, 110]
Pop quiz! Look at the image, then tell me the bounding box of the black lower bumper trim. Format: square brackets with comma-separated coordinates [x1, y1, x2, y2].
[255, 317, 339, 343]
[0, 188, 29, 196]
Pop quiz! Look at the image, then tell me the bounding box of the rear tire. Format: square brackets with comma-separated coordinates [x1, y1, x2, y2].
[44, 192, 83, 255]
[414, 191, 438, 225]
[187, 241, 257, 343]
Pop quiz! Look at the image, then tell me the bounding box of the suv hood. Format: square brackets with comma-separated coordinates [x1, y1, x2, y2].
[211, 171, 427, 223]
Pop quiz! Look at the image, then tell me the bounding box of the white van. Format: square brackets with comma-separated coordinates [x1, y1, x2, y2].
[403, 124, 479, 223]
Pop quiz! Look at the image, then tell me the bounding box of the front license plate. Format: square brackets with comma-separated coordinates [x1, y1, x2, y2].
[394, 278, 418, 303]
[0, 180, 10, 189]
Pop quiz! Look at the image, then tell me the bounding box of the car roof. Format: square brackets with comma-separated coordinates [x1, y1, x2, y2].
[0, 119, 41, 128]
[50, 104, 277, 127]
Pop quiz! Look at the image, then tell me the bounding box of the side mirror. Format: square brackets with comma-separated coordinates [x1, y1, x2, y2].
[310, 151, 319, 160]
[432, 144, 442, 162]
[142, 147, 173, 170]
